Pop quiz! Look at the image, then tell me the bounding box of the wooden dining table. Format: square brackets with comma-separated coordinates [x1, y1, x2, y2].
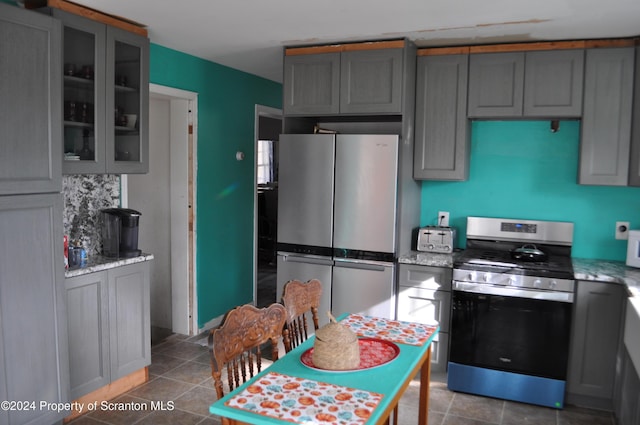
[209, 313, 439, 425]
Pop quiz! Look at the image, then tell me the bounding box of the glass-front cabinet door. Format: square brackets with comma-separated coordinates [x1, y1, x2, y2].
[56, 10, 149, 175]
[106, 26, 149, 174]
[60, 12, 106, 174]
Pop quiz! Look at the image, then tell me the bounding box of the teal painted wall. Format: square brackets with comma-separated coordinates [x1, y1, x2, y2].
[149, 44, 282, 327]
[421, 120, 640, 261]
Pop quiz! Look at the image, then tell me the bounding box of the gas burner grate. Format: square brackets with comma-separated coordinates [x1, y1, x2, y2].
[455, 248, 573, 278]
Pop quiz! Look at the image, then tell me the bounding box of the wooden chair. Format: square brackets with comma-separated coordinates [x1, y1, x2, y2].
[281, 279, 322, 353]
[208, 303, 287, 401]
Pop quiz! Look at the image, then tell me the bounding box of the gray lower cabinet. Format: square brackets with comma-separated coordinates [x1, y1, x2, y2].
[567, 280, 625, 409]
[616, 346, 640, 424]
[0, 194, 69, 425]
[579, 47, 635, 186]
[108, 263, 151, 379]
[66, 261, 150, 399]
[0, 3, 62, 195]
[397, 264, 452, 373]
[414, 54, 470, 181]
[468, 50, 584, 118]
[283, 45, 405, 116]
[66, 271, 110, 400]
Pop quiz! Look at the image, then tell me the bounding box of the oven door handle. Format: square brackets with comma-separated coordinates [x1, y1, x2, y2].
[452, 281, 574, 303]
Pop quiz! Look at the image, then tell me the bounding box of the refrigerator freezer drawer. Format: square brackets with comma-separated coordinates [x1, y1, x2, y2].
[331, 260, 395, 320]
[276, 253, 333, 327]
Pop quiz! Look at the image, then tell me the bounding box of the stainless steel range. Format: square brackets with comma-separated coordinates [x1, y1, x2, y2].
[448, 217, 575, 409]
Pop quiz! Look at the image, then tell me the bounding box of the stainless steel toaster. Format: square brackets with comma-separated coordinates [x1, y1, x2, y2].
[416, 226, 456, 253]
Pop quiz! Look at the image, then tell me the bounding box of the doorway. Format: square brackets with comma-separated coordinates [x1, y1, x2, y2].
[254, 105, 282, 307]
[126, 84, 198, 337]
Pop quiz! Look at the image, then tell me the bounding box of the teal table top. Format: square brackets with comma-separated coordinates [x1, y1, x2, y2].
[209, 314, 439, 425]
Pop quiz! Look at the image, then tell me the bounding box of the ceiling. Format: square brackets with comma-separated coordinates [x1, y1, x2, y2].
[72, 0, 640, 83]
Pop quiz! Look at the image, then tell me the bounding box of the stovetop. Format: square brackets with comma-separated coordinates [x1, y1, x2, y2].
[451, 217, 576, 290]
[454, 240, 574, 280]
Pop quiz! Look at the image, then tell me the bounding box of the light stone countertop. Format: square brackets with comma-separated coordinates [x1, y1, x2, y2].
[398, 250, 463, 268]
[399, 251, 640, 297]
[572, 257, 640, 297]
[65, 253, 154, 278]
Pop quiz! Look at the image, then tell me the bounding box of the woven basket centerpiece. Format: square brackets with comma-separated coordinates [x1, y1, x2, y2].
[312, 312, 360, 370]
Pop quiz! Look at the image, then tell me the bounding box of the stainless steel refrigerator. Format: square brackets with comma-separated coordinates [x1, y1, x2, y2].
[276, 134, 399, 324]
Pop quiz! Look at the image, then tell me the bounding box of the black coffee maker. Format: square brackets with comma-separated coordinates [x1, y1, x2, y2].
[101, 208, 142, 258]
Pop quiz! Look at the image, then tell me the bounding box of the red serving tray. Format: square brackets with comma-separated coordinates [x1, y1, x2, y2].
[300, 337, 400, 372]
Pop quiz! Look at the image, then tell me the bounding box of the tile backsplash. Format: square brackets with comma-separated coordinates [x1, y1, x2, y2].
[63, 174, 120, 256]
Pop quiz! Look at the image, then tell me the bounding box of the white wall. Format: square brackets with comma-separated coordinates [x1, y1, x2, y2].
[128, 97, 172, 329]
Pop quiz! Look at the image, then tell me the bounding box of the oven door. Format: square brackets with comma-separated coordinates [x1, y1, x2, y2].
[449, 281, 573, 380]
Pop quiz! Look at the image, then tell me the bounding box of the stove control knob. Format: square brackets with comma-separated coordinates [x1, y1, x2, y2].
[467, 273, 473, 281]
[533, 279, 543, 288]
[507, 277, 515, 286]
[549, 280, 557, 289]
[482, 274, 489, 282]
[428, 244, 434, 250]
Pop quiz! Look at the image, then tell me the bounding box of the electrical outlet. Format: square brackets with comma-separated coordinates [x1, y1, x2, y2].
[438, 211, 450, 227]
[616, 221, 630, 240]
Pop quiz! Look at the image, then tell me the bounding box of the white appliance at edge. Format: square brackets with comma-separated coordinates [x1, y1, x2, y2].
[276, 134, 399, 324]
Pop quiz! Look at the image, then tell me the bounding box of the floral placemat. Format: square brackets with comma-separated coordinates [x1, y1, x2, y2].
[341, 314, 438, 346]
[225, 372, 382, 424]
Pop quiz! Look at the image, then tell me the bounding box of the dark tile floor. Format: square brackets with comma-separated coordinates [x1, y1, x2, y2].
[68, 330, 616, 425]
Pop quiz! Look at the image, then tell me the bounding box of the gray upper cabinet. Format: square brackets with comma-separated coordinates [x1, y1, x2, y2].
[628, 46, 640, 187]
[56, 11, 105, 175]
[414, 54, 470, 181]
[579, 47, 634, 186]
[0, 4, 62, 195]
[283, 43, 405, 116]
[340, 49, 403, 114]
[106, 26, 150, 174]
[468, 50, 584, 118]
[283, 52, 340, 116]
[524, 50, 584, 116]
[567, 280, 625, 409]
[468, 52, 524, 117]
[54, 10, 149, 174]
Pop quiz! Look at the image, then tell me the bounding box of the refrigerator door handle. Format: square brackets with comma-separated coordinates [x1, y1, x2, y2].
[333, 258, 392, 271]
[278, 253, 334, 266]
